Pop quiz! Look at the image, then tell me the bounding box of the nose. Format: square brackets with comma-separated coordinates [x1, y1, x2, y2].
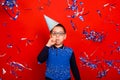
[56, 34, 60, 37]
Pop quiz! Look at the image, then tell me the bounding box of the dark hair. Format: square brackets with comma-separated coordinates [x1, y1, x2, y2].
[50, 24, 66, 33]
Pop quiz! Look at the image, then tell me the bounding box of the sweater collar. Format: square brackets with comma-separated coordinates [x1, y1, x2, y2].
[52, 45, 64, 49]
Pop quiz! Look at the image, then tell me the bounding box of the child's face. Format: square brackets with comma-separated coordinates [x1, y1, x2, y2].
[50, 26, 66, 46]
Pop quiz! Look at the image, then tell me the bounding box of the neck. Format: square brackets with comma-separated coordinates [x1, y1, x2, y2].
[55, 44, 63, 48]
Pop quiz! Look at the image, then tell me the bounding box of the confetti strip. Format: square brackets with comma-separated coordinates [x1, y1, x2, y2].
[1, 0, 20, 20]
[82, 28, 105, 42]
[0, 53, 6, 58]
[2, 68, 6, 75]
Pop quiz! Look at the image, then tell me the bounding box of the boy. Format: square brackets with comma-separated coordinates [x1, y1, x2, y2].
[38, 24, 81, 80]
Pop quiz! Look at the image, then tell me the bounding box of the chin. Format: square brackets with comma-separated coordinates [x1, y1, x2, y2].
[55, 43, 60, 45]
[55, 43, 61, 45]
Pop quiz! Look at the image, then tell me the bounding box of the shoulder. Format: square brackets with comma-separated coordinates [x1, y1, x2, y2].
[64, 46, 73, 53]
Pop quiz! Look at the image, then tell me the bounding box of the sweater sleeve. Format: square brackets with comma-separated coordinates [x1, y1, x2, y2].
[37, 46, 49, 64]
[70, 52, 81, 80]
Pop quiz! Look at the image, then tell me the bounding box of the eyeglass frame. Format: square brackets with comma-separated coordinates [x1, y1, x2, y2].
[51, 31, 65, 36]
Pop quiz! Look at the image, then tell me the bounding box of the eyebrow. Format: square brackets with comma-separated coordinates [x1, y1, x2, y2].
[52, 31, 65, 32]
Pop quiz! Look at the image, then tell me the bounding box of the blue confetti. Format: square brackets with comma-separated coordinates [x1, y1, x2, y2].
[96, 10, 102, 17]
[73, 0, 77, 3]
[2, 0, 17, 9]
[114, 66, 120, 74]
[80, 57, 98, 69]
[26, 39, 33, 46]
[70, 20, 77, 31]
[111, 42, 120, 53]
[117, 69, 120, 74]
[7, 43, 13, 48]
[6, 43, 21, 53]
[80, 2, 84, 6]
[97, 69, 109, 78]
[12, 12, 20, 20]
[105, 60, 113, 67]
[10, 70, 19, 78]
[80, 51, 120, 79]
[87, 62, 97, 69]
[116, 46, 120, 52]
[71, 5, 78, 11]
[80, 57, 87, 64]
[2, 0, 20, 20]
[10, 61, 24, 71]
[9, 61, 32, 71]
[82, 29, 105, 42]
[79, 16, 84, 21]
[66, 0, 78, 11]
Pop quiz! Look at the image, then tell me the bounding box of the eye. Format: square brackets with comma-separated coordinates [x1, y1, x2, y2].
[51, 32, 65, 36]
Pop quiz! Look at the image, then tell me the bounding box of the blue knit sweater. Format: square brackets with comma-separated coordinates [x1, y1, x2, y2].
[46, 46, 72, 80]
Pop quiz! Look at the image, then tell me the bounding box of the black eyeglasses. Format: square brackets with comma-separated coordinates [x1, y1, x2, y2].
[51, 32, 65, 36]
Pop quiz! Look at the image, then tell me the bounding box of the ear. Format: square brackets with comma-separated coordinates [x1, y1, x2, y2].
[50, 33, 53, 38]
[64, 34, 67, 40]
[50, 34, 52, 38]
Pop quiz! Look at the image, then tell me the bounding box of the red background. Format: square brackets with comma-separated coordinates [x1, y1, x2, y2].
[0, 0, 120, 80]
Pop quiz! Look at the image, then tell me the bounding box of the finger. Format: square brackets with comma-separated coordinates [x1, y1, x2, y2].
[51, 37, 56, 42]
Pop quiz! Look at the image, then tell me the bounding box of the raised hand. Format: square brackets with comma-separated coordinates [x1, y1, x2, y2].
[46, 37, 56, 47]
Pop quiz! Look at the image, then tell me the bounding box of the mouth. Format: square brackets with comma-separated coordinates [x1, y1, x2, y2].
[56, 39, 59, 43]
